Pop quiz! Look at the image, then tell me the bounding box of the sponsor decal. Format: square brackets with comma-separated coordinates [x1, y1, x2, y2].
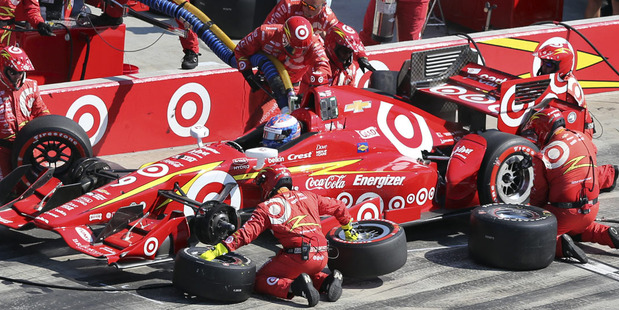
[232, 158, 249, 165]
[66, 94, 108, 146]
[356, 126, 380, 139]
[163, 159, 184, 168]
[344, 100, 371, 113]
[305, 175, 346, 190]
[89, 213, 103, 222]
[76, 226, 93, 243]
[144, 237, 159, 256]
[267, 156, 285, 164]
[353, 175, 405, 188]
[567, 111, 577, 124]
[452, 145, 474, 159]
[232, 164, 250, 170]
[357, 142, 369, 153]
[287, 152, 312, 160]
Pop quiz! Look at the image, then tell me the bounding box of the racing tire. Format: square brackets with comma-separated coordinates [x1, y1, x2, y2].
[326, 219, 407, 279]
[11, 115, 93, 184]
[173, 246, 256, 303]
[469, 203, 557, 271]
[368, 70, 398, 95]
[478, 130, 538, 205]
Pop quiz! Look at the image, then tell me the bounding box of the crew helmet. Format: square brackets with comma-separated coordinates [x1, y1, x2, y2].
[254, 164, 293, 200]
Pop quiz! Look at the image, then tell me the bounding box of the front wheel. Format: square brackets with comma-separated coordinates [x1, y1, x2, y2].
[326, 219, 407, 279]
[173, 246, 256, 302]
[11, 115, 93, 184]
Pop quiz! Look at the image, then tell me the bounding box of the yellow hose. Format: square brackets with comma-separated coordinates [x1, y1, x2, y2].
[170, 0, 293, 92]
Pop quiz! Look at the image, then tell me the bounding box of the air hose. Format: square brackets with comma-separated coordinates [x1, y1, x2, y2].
[136, 0, 293, 106]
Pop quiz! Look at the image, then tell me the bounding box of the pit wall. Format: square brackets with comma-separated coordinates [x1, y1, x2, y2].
[40, 17, 619, 156]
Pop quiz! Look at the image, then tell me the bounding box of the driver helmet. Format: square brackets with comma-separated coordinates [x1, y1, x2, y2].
[0, 46, 35, 91]
[262, 113, 301, 148]
[520, 107, 565, 148]
[283, 16, 314, 56]
[324, 22, 364, 70]
[254, 164, 293, 201]
[534, 43, 574, 79]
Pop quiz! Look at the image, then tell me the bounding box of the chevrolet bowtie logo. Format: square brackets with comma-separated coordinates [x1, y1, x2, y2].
[345, 100, 371, 113]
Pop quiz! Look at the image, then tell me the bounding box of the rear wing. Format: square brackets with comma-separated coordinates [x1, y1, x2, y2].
[397, 44, 481, 97]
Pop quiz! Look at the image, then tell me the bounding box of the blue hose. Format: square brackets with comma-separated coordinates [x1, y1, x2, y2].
[137, 0, 282, 88]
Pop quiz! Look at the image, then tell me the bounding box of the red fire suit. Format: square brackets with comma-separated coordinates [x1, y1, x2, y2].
[359, 0, 430, 45]
[263, 0, 339, 37]
[530, 128, 616, 257]
[222, 190, 352, 299]
[0, 0, 45, 47]
[235, 24, 331, 130]
[0, 78, 50, 179]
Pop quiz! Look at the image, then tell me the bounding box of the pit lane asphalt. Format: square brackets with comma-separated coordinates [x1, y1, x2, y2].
[1, 90, 618, 309]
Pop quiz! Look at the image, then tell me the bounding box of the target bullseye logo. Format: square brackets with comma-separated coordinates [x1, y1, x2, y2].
[144, 237, 159, 256]
[377, 101, 433, 160]
[295, 24, 310, 40]
[265, 197, 292, 225]
[543, 140, 570, 170]
[168, 83, 211, 137]
[185, 171, 241, 216]
[66, 94, 109, 146]
[138, 163, 170, 178]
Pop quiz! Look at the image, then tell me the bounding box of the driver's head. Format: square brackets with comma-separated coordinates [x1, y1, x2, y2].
[520, 107, 565, 148]
[254, 164, 293, 201]
[263, 113, 301, 148]
[283, 16, 314, 56]
[300, 0, 326, 18]
[325, 22, 364, 70]
[534, 43, 574, 79]
[0, 46, 34, 90]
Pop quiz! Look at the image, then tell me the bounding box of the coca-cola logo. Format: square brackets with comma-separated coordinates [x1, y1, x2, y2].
[305, 175, 346, 190]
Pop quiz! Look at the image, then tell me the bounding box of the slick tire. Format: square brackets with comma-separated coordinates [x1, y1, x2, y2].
[11, 115, 93, 184]
[469, 203, 557, 270]
[478, 130, 538, 205]
[173, 246, 256, 303]
[326, 219, 407, 279]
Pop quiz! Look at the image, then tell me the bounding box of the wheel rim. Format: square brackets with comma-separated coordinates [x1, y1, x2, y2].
[23, 137, 85, 177]
[495, 154, 533, 204]
[492, 206, 541, 220]
[335, 222, 391, 241]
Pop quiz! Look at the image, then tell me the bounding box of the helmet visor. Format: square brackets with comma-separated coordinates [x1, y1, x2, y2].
[263, 126, 290, 142]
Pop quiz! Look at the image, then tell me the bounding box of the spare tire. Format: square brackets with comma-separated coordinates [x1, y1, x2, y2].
[326, 219, 407, 279]
[469, 203, 557, 270]
[173, 246, 256, 303]
[11, 114, 93, 184]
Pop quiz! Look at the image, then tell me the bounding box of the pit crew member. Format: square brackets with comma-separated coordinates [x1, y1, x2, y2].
[300, 22, 375, 93]
[0, 0, 53, 47]
[200, 164, 358, 307]
[0, 46, 50, 179]
[263, 0, 338, 38]
[533, 43, 617, 191]
[234, 16, 330, 131]
[525, 107, 619, 264]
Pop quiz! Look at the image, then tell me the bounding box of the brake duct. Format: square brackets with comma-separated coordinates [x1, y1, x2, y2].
[135, 0, 293, 107]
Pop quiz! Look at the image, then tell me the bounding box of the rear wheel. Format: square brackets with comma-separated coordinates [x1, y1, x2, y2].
[478, 130, 538, 204]
[326, 219, 407, 279]
[469, 203, 557, 270]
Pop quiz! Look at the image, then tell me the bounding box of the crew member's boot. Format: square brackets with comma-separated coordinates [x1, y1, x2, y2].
[320, 269, 343, 302]
[181, 49, 199, 70]
[608, 227, 619, 248]
[601, 165, 619, 193]
[290, 273, 319, 307]
[561, 234, 588, 264]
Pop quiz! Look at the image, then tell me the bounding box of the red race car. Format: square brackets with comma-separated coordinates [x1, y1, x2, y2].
[0, 44, 587, 267]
